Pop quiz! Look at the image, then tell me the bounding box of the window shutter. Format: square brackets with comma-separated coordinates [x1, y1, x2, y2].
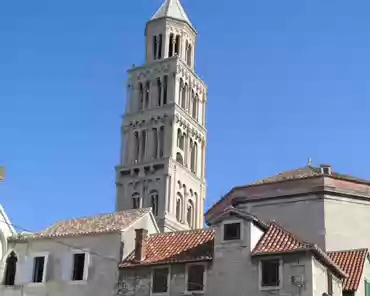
[24, 256, 34, 283]
[42, 254, 49, 283]
[62, 254, 73, 281]
[83, 252, 91, 281]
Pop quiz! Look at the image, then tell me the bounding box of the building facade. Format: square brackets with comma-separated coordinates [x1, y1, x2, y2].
[115, 0, 208, 232]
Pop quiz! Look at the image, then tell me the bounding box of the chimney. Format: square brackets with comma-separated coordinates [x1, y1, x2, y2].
[320, 164, 332, 175]
[134, 228, 148, 262]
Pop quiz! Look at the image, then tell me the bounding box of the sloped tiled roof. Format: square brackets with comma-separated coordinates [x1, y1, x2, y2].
[205, 165, 370, 221]
[9, 208, 151, 241]
[252, 222, 312, 255]
[328, 249, 368, 292]
[252, 222, 347, 278]
[120, 229, 214, 268]
[151, 0, 193, 27]
[251, 166, 321, 185]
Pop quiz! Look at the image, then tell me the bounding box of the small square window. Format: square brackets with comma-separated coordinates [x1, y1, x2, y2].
[261, 259, 280, 287]
[223, 222, 241, 241]
[152, 267, 169, 294]
[72, 253, 86, 281]
[32, 257, 45, 283]
[187, 264, 205, 292]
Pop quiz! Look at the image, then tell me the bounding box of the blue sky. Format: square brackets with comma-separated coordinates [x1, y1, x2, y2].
[1, 0, 370, 232]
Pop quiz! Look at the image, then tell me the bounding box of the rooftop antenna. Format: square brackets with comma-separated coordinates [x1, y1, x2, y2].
[307, 158, 313, 167]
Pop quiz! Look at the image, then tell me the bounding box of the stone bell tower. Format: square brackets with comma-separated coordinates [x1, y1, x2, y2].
[115, 0, 207, 232]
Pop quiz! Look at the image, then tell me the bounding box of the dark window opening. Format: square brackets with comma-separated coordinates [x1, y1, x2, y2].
[261, 259, 280, 287]
[327, 271, 333, 295]
[133, 194, 141, 209]
[169, 34, 174, 57]
[163, 76, 168, 105]
[145, 81, 150, 108]
[72, 253, 86, 281]
[152, 267, 169, 293]
[187, 264, 205, 291]
[151, 192, 159, 216]
[158, 34, 162, 59]
[4, 251, 17, 286]
[175, 35, 180, 55]
[157, 78, 162, 106]
[153, 36, 157, 60]
[159, 126, 164, 158]
[223, 222, 241, 241]
[32, 256, 45, 283]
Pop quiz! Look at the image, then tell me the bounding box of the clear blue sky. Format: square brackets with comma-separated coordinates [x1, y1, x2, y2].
[1, 0, 370, 232]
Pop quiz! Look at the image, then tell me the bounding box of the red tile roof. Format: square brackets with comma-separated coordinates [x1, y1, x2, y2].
[205, 165, 370, 222]
[120, 229, 215, 268]
[252, 222, 312, 255]
[9, 208, 152, 241]
[252, 223, 347, 279]
[328, 249, 368, 292]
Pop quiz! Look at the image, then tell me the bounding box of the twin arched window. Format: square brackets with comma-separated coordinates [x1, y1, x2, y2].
[3, 251, 17, 286]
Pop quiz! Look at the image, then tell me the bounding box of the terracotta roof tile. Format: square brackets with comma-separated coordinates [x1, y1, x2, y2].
[205, 165, 370, 222]
[9, 208, 151, 241]
[252, 222, 312, 254]
[252, 223, 347, 279]
[328, 249, 368, 292]
[120, 229, 215, 268]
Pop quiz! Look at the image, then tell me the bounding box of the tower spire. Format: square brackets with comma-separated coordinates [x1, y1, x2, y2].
[151, 0, 193, 27]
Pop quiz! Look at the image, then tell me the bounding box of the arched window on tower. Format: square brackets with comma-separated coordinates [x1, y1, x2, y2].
[169, 34, 174, 57]
[150, 190, 159, 216]
[176, 152, 184, 165]
[187, 44, 192, 67]
[158, 34, 163, 59]
[175, 35, 180, 56]
[176, 193, 183, 222]
[152, 128, 158, 159]
[134, 132, 139, 163]
[132, 193, 141, 209]
[157, 78, 162, 106]
[182, 83, 188, 109]
[159, 126, 164, 158]
[163, 75, 168, 105]
[192, 93, 197, 119]
[153, 35, 158, 60]
[141, 130, 146, 161]
[139, 83, 144, 111]
[179, 78, 184, 105]
[187, 200, 194, 228]
[191, 141, 197, 173]
[145, 81, 150, 108]
[3, 251, 17, 286]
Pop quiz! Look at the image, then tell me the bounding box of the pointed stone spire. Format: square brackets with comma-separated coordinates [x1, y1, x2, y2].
[151, 0, 193, 27]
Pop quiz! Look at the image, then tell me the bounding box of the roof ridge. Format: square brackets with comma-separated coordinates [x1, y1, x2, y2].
[48, 208, 151, 225]
[328, 248, 368, 254]
[149, 228, 214, 237]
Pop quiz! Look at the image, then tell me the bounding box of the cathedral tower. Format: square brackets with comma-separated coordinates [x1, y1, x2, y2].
[115, 0, 207, 232]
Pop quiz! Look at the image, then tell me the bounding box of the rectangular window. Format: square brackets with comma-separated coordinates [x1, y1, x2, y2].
[152, 267, 169, 294]
[187, 264, 205, 292]
[327, 271, 333, 295]
[32, 257, 45, 283]
[72, 253, 86, 281]
[261, 259, 280, 287]
[223, 222, 241, 241]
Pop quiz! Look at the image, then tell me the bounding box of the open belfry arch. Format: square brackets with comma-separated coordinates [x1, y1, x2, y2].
[115, 0, 207, 232]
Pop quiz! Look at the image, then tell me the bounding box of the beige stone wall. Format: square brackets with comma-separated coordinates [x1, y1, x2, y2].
[312, 257, 342, 296]
[0, 233, 121, 296]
